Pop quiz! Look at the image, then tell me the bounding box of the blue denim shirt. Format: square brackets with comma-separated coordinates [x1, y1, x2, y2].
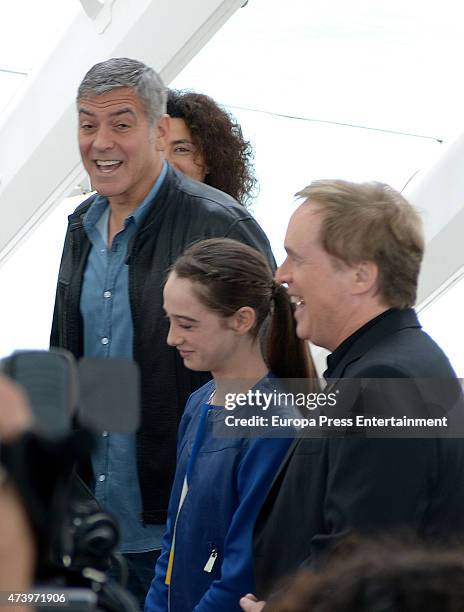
[80, 162, 168, 552]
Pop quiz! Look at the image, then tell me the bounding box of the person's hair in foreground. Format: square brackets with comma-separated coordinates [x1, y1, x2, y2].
[167, 90, 257, 205]
[171, 238, 315, 378]
[265, 536, 464, 612]
[77, 57, 167, 125]
[297, 180, 424, 308]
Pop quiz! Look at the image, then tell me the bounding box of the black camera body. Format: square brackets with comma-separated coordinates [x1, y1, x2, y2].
[0, 349, 140, 611]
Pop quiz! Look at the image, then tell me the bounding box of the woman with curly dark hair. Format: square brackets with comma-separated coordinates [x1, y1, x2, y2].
[166, 90, 257, 206]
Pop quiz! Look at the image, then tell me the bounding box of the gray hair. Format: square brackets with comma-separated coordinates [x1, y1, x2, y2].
[77, 57, 167, 126]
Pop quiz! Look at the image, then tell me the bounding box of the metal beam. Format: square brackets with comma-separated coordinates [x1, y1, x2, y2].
[404, 131, 464, 309]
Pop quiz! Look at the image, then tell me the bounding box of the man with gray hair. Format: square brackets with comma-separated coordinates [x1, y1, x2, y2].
[50, 57, 274, 604]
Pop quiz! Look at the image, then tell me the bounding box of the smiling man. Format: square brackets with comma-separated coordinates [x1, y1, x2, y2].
[240, 179, 464, 612]
[50, 57, 274, 606]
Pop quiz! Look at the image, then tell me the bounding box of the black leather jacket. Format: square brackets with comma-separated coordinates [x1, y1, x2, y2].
[50, 166, 275, 523]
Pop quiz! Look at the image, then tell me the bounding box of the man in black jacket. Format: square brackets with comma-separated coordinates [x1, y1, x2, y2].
[50, 57, 274, 604]
[240, 180, 464, 611]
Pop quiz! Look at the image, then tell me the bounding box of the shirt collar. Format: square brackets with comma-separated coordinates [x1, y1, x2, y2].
[128, 161, 168, 228]
[324, 308, 397, 378]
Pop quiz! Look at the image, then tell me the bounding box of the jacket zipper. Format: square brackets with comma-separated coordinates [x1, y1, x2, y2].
[203, 544, 218, 573]
[167, 477, 188, 612]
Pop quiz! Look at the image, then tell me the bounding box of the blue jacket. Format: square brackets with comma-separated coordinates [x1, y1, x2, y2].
[145, 379, 291, 611]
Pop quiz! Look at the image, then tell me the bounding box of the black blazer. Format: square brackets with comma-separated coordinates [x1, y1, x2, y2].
[253, 308, 464, 597]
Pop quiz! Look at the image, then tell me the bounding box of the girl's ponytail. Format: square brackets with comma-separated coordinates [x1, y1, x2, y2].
[267, 283, 318, 382]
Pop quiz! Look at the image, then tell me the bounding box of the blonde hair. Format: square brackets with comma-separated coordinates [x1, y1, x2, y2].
[296, 180, 424, 308]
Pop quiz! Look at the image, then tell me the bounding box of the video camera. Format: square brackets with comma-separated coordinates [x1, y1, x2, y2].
[0, 349, 141, 611]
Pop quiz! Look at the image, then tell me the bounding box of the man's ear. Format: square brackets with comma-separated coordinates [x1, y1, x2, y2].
[351, 260, 379, 296]
[154, 114, 170, 151]
[230, 307, 257, 336]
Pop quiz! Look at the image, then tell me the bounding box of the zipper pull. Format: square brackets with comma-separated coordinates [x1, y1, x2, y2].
[203, 547, 218, 573]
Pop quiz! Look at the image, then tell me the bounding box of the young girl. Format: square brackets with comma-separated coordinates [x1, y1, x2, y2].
[145, 238, 317, 612]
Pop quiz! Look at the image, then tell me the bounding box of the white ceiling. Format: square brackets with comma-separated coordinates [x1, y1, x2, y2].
[0, 1, 81, 114]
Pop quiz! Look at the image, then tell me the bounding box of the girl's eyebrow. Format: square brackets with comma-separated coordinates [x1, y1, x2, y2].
[165, 313, 199, 323]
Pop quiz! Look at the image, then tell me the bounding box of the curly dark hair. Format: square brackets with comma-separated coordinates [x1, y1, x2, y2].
[167, 90, 257, 206]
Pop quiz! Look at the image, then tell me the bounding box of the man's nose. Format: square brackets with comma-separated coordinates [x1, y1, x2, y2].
[275, 258, 290, 284]
[92, 125, 114, 151]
